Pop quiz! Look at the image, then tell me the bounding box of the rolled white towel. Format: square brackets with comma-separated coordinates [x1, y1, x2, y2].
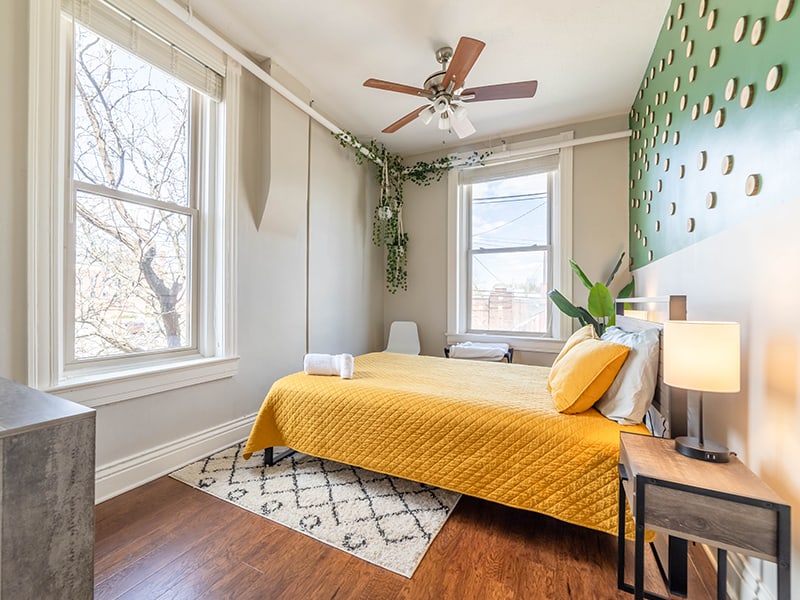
[303, 353, 355, 378]
[449, 342, 509, 360]
[304, 353, 339, 376]
[337, 353, 354, 379]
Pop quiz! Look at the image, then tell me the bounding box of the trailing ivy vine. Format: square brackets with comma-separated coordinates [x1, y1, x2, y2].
[335, 131, 487, 293]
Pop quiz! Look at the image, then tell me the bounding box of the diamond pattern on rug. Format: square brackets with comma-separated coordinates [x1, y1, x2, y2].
[170, 443, 461, 577]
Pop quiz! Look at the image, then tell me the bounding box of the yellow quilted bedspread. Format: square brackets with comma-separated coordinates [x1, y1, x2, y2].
[243, 352, 649, 537]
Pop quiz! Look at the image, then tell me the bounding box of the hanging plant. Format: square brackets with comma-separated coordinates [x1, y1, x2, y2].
[335, 131, 487, 293]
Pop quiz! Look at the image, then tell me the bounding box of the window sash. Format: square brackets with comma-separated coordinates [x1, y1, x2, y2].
[63, 20, 202, 369]
[64, 189, 199, 367]
[464, 171, 555, 336]
[466, 248, 552, 335]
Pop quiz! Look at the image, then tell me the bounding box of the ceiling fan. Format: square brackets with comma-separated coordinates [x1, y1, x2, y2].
[363, 36, 538, 139]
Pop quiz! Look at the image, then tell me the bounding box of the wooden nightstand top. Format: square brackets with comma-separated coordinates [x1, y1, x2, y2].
[618, 432, 791, 599]
[620, 432, 786, 507]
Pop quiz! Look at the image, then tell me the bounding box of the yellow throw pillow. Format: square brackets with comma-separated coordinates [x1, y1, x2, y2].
[548, 339, 630, 414]
[550, 324, 598, 373]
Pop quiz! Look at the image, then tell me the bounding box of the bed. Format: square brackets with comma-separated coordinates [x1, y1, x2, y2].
[243, 298, 687, 539]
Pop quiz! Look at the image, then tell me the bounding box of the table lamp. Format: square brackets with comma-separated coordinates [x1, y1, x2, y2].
[663, 320, 740, 462]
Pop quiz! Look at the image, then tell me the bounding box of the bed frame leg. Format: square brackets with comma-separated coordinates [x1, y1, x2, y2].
[263, 447, 297, 467]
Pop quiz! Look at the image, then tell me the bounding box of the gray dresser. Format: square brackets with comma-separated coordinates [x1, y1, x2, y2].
[0, 377, 96, 599]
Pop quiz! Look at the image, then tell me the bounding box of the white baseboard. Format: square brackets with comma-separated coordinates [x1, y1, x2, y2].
[94, 413, 257, 503]
[702, 545, 775, 600]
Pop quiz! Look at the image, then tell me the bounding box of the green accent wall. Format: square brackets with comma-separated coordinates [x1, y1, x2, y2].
[629, 0, 800, 269]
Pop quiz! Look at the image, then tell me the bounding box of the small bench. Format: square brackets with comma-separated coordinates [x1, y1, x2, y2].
[444, 345, 513, 363]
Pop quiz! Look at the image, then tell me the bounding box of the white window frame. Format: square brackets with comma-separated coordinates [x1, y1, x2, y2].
[446, 132, 574, 352]
[27, 0, 240, 407]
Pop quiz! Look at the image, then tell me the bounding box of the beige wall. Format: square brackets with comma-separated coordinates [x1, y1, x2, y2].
[0, 0, 29, 383]
[635, 201, 800, 596]
[384, 116, 631, 365]
[0, 1, 383, 499]
[308, 124, 385, 354]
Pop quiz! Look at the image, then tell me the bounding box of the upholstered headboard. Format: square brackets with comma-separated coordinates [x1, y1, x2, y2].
[614, 295, 687, 438]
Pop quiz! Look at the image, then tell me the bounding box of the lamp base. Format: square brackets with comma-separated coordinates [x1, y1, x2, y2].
[675, 436, 730, 463]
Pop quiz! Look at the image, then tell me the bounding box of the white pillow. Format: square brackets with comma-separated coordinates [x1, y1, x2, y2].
[594, 326, 660, 425]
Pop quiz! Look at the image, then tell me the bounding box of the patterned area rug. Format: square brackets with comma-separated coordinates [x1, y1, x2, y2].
[170, 443, 461, 577]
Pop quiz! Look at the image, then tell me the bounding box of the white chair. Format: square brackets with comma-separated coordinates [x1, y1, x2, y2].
[384, 321, 420, 355]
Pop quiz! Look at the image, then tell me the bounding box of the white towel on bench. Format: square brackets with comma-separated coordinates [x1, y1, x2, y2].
[449, 342, 509, 361]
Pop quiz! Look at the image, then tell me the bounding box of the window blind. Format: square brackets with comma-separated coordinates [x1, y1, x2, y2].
[62, 0, 224, 101]
[459, 153, 559, 185]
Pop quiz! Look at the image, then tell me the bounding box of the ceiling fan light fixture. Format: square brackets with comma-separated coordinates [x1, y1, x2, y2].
[450, 112, 476, 139]
[433, 96, 450, 114]
[453, 104, 468, 120]
[437, 112, 450, 131]
[418, 106, 435, 125]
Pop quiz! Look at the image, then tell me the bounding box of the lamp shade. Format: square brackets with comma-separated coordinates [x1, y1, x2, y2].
[663, 320, 740, 392]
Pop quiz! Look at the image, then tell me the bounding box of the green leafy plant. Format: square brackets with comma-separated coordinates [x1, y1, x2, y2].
[548, 252, 635, 337]
[334, 131, 487, 293]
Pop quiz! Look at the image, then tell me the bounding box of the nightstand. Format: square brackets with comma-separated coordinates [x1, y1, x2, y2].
[618, 432, 791, 600]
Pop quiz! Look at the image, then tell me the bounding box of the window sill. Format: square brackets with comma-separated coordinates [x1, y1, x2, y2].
[46, 355, 240, 408]
[445, 333, 565, 354]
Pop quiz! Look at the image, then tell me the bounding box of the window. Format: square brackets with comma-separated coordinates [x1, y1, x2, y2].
[69, 24, 197, 362]
[447, 135, 573, 348]
[467, 166, 554, 335]
[28, 0, 240, 405]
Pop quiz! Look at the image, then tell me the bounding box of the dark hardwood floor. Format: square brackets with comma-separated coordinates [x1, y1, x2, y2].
[95, 476, 716, 599]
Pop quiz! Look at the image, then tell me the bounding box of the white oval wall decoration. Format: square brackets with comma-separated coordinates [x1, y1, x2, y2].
[709, 47, 720, 67]
[775, 0, 794, 21]
[766, 65, 783, 91]
[751, 18, 765, 45]
[734, 16, 748, 42]
[746, 174, 761, 196]
[707, 9, 717, 30]
[722, 155, 734, 175]
[725, 78, 738, 101]
[740, 84, 754, 109]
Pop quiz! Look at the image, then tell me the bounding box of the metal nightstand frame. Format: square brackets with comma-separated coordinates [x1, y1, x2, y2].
[617, 464, 791, 600]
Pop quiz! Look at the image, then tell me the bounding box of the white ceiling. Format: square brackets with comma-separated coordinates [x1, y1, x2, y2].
[189, 0, 670, 156]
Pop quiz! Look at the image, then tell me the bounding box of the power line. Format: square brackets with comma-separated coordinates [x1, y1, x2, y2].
[473, 255, 501, 284]
[472, 191, 548, 205]
[473, 201, 546, 238]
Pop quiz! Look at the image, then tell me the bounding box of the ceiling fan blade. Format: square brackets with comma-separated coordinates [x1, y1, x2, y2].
[450, 111, 476, 139]
[382, 105, 431, 133]
[461, 80, 539, 102]
[364, 78, 430, 97]
[442, 37, 486, 91]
